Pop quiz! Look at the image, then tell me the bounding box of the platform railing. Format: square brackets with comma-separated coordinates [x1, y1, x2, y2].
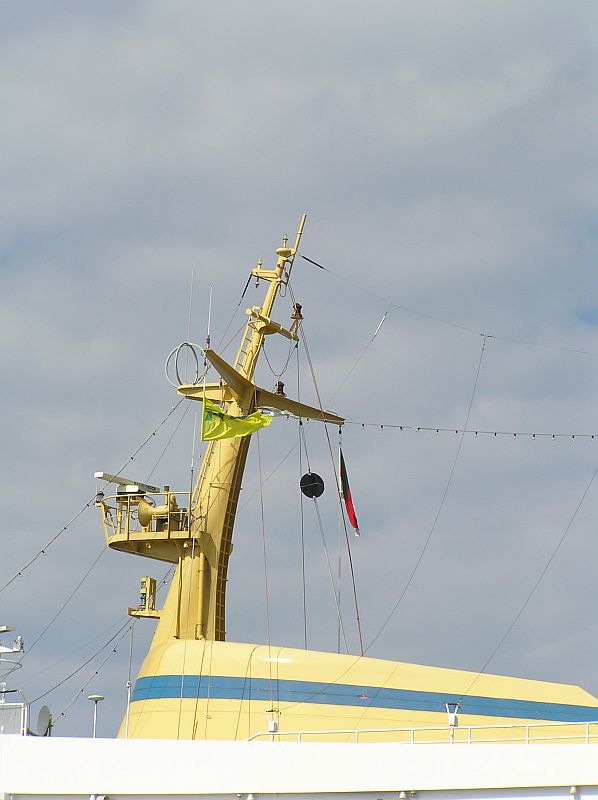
[99, 491, 191, 541]
[0, 701, 27, 736]
[247, 719, 598, 744]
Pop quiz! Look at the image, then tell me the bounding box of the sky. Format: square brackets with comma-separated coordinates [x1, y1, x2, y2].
[1, 0, 598, 737]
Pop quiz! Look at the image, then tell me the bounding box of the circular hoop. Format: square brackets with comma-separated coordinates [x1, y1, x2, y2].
[165, 342, 201, 388]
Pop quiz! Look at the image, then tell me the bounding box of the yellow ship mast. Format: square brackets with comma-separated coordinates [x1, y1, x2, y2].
[97, 215, 343, 650]
[94, 218, 598, 745]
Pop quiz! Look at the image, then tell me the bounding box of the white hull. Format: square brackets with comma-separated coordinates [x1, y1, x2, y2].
[2, 736, 598, 800]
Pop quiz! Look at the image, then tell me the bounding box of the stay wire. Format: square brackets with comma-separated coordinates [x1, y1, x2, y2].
[18, 546, 107, 666]
[19, 615, 130, 686]
[300, 253, 598, 357]
[458, 458, 598, 702]
[297, 421, 348, 650]
[20, 566, 173, 689]
[336, 430, 364, 655]
[296, 309, 364, 654]
[178, 516, 197, 739]
[296, 345, 308, 650]
[365, 334, 489, 653]
[262, 337, 297, 379]
[238, 442, 299, 512]
[211, 275, 253, 358]
[287, 279, 364, 644]
[0, 398, 186, 596]
[31, 618, 132, 704]
[29, 564, 174, 707]
[55, 620, 135, 723]
[146, 399, 192, 481]
[327, 307, 390, 404]
[256, 433, 274, 703]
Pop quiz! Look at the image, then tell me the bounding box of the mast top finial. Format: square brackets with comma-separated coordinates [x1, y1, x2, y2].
[275, 234, 292, 260]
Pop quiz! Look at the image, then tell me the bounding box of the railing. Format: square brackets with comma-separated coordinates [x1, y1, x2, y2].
[247, 719, 598, 744]
[99, 491, 191, 541]
[0, 701, 27, 736]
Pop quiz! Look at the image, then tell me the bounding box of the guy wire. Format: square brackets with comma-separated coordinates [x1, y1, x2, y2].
[365, 334, 489, 653]
[296, 343, 308, 650]
[0, 398, 186, 595]
[256, 432, 274, 704]
[293, 293, 364, 655]
[458, 457, 598, 703]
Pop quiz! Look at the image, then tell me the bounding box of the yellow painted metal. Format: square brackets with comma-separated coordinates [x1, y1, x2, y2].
[97, 490, 190, 562]
[128, 576, 160, 619]
[103, 216, 341, 738]
[100, 217, 598, 741]
[121, 640, 598, 741]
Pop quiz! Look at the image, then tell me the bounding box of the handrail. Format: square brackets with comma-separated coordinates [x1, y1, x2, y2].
[247, 719, 598, 744]
[99, 491, 191, 539]
[0, 701, 27, 736]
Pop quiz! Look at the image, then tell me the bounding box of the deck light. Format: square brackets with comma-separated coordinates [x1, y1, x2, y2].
[88, 694, 104, 738]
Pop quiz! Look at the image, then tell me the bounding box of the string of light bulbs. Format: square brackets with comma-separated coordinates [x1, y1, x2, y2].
[346, 420, 598, 440]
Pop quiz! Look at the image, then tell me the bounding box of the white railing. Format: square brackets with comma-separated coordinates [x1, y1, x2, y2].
[0, 702, 27, 736]
[247, 719, 598, 744]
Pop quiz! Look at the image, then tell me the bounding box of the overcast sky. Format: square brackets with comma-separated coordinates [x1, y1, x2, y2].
[2, 1, 598, 737]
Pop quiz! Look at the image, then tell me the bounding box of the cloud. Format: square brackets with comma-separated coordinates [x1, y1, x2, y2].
[1, 0, 598, 736]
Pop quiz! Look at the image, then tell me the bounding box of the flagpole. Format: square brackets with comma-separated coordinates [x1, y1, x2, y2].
[337, 438, 344, 652]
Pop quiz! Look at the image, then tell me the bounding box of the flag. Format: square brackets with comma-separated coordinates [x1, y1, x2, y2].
[200, 397, 272, 441]
[340, 447, 360, 535]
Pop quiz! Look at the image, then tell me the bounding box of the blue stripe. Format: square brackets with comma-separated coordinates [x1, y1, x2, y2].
[131, 675, 598, 722]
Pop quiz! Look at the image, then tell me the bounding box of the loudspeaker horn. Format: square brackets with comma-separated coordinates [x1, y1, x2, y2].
[138, 499, 156, 528]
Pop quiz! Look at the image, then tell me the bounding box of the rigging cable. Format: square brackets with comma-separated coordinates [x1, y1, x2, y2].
[365, 334, 489, 653]
[298, 407, 350, 654]
[211, 275, 253, 359]
[300, 253, 598, 358]
[20, 566, 174, 691]
[233, 644, 260, 740]
[177, 427, 201, 740]
[337, 429, 343, 654]
[295, 305, 364, 655]
[30, 618, 132, 705]
[202, 639, 216, 740]
[262, 338, 297, 379]
[296, 344, 308, 650]
[0, 398, 186, 596]
[458, 457, 598, 702]
[54, 620, 136, 726]
[327, 307, 390, 404]
[256, 432, 274, 706]
[3, 399, 189, 678]
[124, 621, 135, 738]
[29, 564, 174, 708]
[334, 425, 364, 655]
[19, 615, 130, 685]
[13, 546, 107, 670]
[145, 399, 193, 481]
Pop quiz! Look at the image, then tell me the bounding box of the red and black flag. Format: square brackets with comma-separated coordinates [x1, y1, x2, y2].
[339, 447, 360, 536]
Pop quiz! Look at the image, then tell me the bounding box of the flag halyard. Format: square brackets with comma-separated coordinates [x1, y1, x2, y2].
[340, 447, 360, 536]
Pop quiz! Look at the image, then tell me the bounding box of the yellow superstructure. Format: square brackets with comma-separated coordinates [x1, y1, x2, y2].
[96, 217, 598, 741]
[121, 640, 598, 741]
